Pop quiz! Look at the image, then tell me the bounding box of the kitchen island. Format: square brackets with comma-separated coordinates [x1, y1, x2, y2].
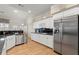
[0, 30, 27, 55]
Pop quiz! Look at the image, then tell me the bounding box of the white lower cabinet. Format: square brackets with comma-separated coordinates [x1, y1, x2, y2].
[63, 7, 79, 17]
[6, 35, 15, 50]
[15, 35, 24, 45]
[43, 35, 53, 48]
[31, 34, 40, 42]
[31, 33, 53, 48]
[1, 38, 7, 55]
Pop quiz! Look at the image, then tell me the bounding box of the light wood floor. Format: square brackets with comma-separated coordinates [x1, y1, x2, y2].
[7, 39, 57, 55]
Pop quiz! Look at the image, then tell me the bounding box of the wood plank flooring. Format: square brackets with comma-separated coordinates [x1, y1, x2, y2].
[7, 39, 57, 55]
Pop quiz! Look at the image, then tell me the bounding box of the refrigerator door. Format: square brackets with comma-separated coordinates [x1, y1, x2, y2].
[54, 19, 62, 54]
[62, 15, 78, 55]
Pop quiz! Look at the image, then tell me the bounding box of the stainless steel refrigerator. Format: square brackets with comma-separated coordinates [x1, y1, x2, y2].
[54, 15, 78, 55]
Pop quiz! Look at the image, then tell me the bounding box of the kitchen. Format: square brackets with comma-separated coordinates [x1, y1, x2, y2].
[0, 4, 79, 55]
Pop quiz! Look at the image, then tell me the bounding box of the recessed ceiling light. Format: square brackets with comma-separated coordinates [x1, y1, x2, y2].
[21, 24, 24, 26]
[14, 10, 18, 13]
[43, 16, 46, 18]
[28, 10, 31, 13]
[0, 38, 4, 41]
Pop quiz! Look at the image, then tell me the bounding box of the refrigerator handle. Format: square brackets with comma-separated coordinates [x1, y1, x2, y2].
[59, 23, 63, 39]
[59, 23, 63, 54]
[54, 29, 59, 34]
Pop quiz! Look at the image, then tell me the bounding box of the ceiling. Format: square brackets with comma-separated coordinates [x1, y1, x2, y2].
[0, 4, 53, 25]
[10, 4, 53, 16]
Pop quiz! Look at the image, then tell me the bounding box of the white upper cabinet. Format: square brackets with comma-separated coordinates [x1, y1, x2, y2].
[0, 23, 9, 31]
[52, 6, 79, 20]
[53, 12, 64, 20]
[45, 18, 53, 28]
[33, 17, 53, 29]
[51, 4, 77, 15]
[33, 22, 41, 28]
[63, 7, 79, 17]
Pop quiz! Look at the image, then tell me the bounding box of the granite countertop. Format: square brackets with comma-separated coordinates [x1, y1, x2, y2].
[31, 32, 53, 36]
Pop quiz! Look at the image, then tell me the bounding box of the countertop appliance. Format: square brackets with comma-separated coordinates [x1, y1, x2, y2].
[35, 28, 53, 35]
[54, 15, 78, 55]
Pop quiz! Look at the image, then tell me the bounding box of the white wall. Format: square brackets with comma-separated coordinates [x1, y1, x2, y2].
[26, 15, 34, 37]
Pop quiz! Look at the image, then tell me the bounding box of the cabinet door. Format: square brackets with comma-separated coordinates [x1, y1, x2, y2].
[50, 18, 54, 28]
[53, 12, 63, 20]
[31, 34, 40, 42]
[9, 35, 15, 48]
[44, 18, 50, 28]
[6, 35, 15, 50]
[38, 35, 46, 44]
[6, 36, 10, 50]
[33, 22, 41, 28]
[31, 34, 45, 45]
[16, 35, 23, 45]
[31, 34, 53, 48]
[63, 7, 79, 17]
[19, 35, 24, 43]
[8, 36, 12, 49]
[45, 36, 53, 48]
[1, 39, 7, 55]
[39, 35, 53, 48]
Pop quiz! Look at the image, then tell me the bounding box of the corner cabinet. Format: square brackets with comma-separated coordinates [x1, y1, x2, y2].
[31, 33, 53, 48]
